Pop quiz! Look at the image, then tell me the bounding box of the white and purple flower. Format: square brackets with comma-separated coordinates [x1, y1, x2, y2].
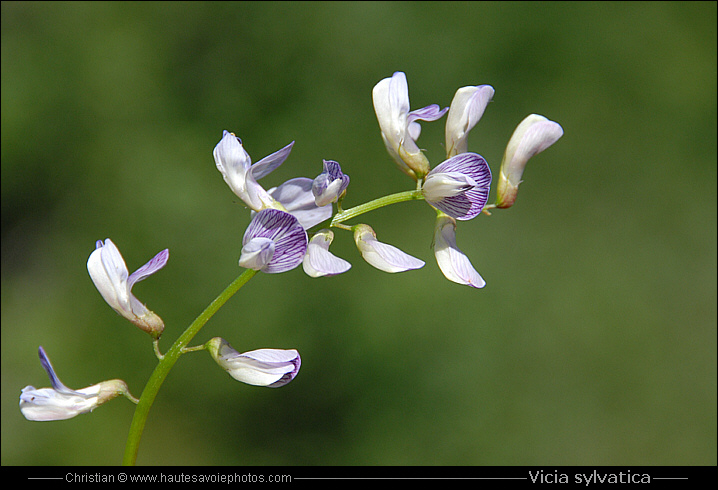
[206, 338, 300, 388]
[215, 131, 331, 229]
[87, 239, 168, 338]
[312, 160, 350, 207]
[422, 152, 492, 221]
[372, 71, 448, 180]
[239, 209, 308, 273]
[19, 347, 132, 421]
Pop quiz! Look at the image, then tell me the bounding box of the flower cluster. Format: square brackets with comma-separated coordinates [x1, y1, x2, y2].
[19, 70, 562, 434]
[208, 72, 562, 288]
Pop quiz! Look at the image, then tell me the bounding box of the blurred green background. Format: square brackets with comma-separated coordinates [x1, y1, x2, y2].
[2, 1, 715, 466]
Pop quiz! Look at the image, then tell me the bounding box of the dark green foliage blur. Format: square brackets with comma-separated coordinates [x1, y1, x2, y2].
[2, 1, 715, 466]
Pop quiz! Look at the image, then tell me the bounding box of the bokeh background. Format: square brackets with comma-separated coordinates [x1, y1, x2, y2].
[2, 1, 715, 466]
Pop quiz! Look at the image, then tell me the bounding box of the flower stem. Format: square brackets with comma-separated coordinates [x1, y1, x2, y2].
[122, 268, 259, 466]
[330, 189, 424, 227]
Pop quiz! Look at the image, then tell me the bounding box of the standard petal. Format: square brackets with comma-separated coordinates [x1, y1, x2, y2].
[242, 209, 308, 273]
[303, 230, 352, 277]
[445, 85, 495, 157]
[423, 153, 491, 220]
[354, 224, 424, 273]
[434, 215, 485, 288]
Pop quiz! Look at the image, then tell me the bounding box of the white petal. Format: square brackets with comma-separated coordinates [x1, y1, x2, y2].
[303, 230, 351, 277]
[434, 216, 485, 288]
[354, 225, 424, 273]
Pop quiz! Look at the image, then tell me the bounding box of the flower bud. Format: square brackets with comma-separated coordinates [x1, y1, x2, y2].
[206, 338, 301, 388]
[496, 114, 563, 208]
[312, 160, 350, 207]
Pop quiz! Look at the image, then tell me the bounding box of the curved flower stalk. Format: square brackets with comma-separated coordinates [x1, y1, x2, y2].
[496, 114, 564, 208]
[20, 347, 135, 421]
[312, 160, 350, 207]
[353, 224, 425, 273]
[422, 152, 492, 221]
[303, 229, 352, 277]
[445, 85, 495, 158]
[239, 209, 308, 273]
[206, 338, 300, 388]
[87, 239, 168, 338]
[434, 213, 485, 288]
[373, 71, 448, 180]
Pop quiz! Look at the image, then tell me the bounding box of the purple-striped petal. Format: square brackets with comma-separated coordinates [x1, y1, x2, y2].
[423, 153, 491, 221]
[207, 338, 301, 388]
[241, 209, 308, 273]
[312, 160, 350, 207]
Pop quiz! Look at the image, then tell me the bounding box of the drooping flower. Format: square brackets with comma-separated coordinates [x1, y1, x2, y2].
[372, 71, 448, 180]
[496, 114, 564, 209]
[434, 213, 485, 288]
[445, 85, 495, 158]
[213, 130, 293, 212]
[19, 347, 133, 421]
[87, 239, 168, 338]
[303, 229, 352, 277]
[422, 152, 492, 221]
[353, 224, 425, 273]
[312, 160, 350, 207]
[206, 338, 300, 388]
[239, 209, 308, 273]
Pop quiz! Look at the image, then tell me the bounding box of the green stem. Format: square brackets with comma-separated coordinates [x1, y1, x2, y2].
[330, 189, 424, 227]
[122, 268, 259, 466]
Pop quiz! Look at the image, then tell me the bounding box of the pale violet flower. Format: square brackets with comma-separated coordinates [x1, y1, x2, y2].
[422, 152, 492, 221]
[353, 224, 425, 273]
[206, 338, 300, 388]
[434, 213, 485, 288]
[213, 130, 293, 212]
[496, 114, 564, 208]
[372, 71, 448, 180]
[303, 229, 352, 277]
[266, 177, 332, 230]
[87, 239, 168, 338]
[239, 209, 308, 273]
[312, 160, 350, 207]
[445, 85, 495, 158]
[20, 347, 132, 421]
